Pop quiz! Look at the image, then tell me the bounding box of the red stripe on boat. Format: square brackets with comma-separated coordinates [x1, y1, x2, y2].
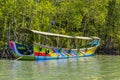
[34, 52, 50, 56]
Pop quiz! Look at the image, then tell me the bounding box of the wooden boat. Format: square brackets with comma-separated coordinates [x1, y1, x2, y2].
[9, 28, 100, 60]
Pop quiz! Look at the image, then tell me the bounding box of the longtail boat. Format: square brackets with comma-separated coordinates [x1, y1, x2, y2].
[9, 28, 100, 60]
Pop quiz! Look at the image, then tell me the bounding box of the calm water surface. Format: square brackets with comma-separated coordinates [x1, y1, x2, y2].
[0, 55, 120, 80]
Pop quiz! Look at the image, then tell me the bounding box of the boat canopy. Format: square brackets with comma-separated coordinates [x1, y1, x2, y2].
[17, 28, 100, 40]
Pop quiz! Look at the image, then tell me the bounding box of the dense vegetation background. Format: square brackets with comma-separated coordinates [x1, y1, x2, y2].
[0, 0, 120, 55]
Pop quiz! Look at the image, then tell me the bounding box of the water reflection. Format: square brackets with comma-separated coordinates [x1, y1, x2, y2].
[36, 57, 94, 68]
[35, 57, 101, 80]
[0, 56, 120, 80]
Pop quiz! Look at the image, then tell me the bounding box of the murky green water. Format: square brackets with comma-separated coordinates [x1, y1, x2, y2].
[0, 55, 120, 80]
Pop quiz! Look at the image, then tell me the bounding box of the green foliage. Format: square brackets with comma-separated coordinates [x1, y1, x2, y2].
[0, 0, 120, 51]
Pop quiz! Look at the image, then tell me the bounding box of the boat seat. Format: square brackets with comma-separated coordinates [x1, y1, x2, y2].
[68, 49, 71, 54]
[45, 49, 49, 54]
[25, 44, 33, 55]
[39, 46, 42, 51]
[58, 48, 62, 52]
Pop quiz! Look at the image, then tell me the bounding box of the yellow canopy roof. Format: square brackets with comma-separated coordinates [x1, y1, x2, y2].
[17, 28, 100, 40]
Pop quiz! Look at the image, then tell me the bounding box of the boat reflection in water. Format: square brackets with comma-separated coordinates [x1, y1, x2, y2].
[1, 56, 120, 80]
[35, 57, 101, 80]
[0, 57, 100, 80]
